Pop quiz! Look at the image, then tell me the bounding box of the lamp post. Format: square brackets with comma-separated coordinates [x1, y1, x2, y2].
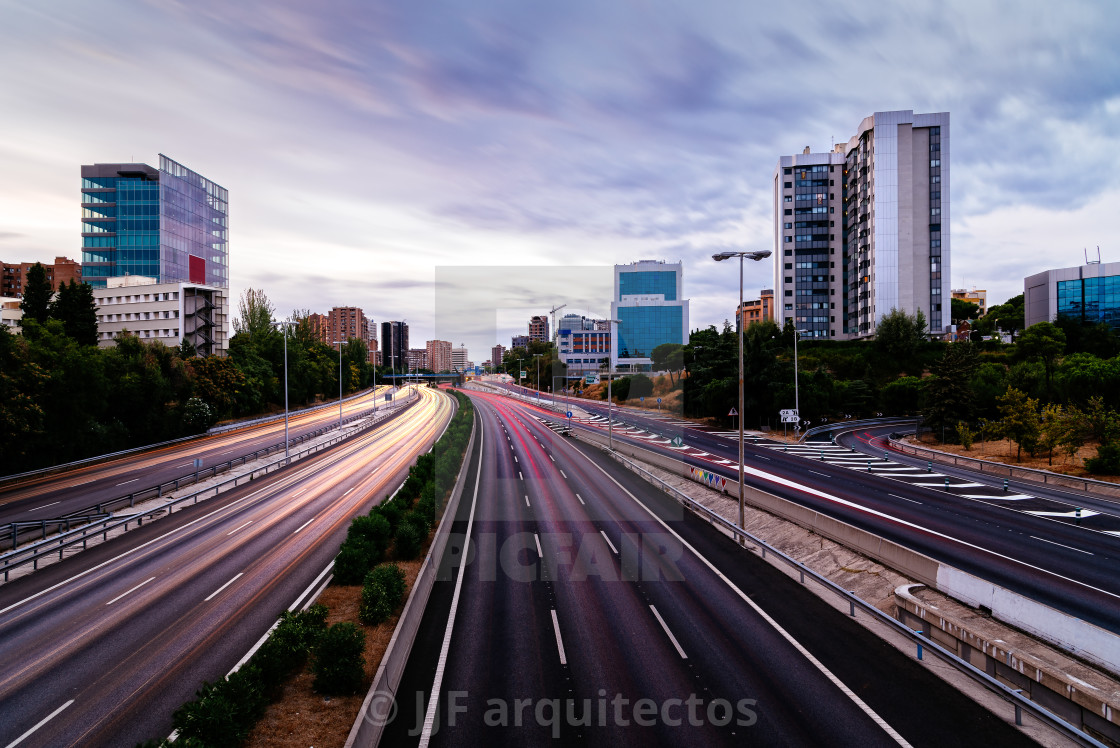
[793, 327, 809, 420]
[517, 357, 523, 393]
[534, 353, 543, 400]
[332, 340, 345, 432]
[273, 319, 294, 464]
[606, 319, 622, 450]
[712, 249, 772, 541]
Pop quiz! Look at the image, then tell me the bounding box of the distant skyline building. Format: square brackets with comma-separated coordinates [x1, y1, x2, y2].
[610, 260, 689, 371]
[951, 288, 988, 317]
[774, 110, 950, 339]
[1025, 260, 1120, 332]
[511, 334, 530, 350]
[2, 256, 82, 299]
[380, 320, 409, 373]
[406, 348, 428, 371]
[738, 289, 774, 330]
[528, 315, 549, 343]
[491, 344, 506, 371]
[80, 155, 229, 289]
[426, 339, 452, 373]
[451, 346, 469, 372]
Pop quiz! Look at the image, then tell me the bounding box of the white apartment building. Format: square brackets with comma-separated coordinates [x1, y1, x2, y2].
[774, 110, 950, 339]
[93, 275, 228, 355]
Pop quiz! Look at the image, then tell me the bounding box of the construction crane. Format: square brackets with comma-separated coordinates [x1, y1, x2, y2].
[549, 303, 567, 344]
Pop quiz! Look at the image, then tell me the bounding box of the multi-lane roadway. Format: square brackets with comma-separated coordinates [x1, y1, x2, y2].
[383, 390, 1030, 746]
[0, 386, 453, 747]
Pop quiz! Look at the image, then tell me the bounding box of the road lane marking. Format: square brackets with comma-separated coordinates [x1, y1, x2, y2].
[525, 495, 530, 507]
[1030, 536, 1093, 555]
[551, 609, 568, 665]
[205, 572, 244, 601]
[419, 408, 485, 747]
[514, 456, 518, 463]
[519, 471, 523, 480]
[571, 444, 915, 747]
[600, 530, 618, 555]
[292, 518, 315, 535]
[888, 494, 921, 504]
[116, 478, 139, 486]
[5, 699, 74, 748]
[560, 469, 567, 478]
[549, 454, 555, 462]
[343, 487, 355, 496]
[808, 470, 828, 477]
[27, 501, 61, 512]
[227, 520, 253, 536]
[534, 533, 543, 557]
[106, 576, 155, 606]
[576, 493, 585, 505]
[649, 605, 687, 658]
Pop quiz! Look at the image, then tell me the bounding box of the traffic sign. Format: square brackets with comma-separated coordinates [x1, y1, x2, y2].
[728, 407, 738, 416]
[640, 397, 645, 402]
[671, 436, 684, 447]
[781, 414, 799, 423]
[566, 411, 573, 418]
[656, 398, 662, 404]
[780, 408, 798, 418]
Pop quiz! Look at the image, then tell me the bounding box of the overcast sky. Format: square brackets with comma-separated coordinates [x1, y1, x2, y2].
[2, 0, 1118, 358]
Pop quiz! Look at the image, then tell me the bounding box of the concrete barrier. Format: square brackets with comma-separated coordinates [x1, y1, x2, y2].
[572, 424, 1120, 679]
[344, 409, 478, 748]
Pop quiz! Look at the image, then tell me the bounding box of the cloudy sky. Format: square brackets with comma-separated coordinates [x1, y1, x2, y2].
[2, 0, 1118, 357]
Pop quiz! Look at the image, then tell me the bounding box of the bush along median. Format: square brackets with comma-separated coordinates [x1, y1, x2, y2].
[140, 389, 475, 748]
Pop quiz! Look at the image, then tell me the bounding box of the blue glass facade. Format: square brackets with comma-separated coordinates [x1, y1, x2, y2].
[1057, 275, 1120, 330]
[80, 156, 227, 288]
[619, 271, 677, 300]
[618, 306, 683, 358]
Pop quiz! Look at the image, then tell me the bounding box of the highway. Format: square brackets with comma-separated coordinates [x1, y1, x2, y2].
[0, 385, 406, 525]
[382, 391, 1032, 746]
[0, 386, 453, 748]
[485, 382, 1120, 635]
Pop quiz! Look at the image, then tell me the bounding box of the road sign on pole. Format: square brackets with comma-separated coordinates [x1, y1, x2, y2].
[781, 414, 799, 423]
[728, 408, 738, 416]
[780, 408, 798, 418]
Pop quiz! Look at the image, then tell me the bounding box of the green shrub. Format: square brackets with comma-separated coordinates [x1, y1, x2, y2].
[393, 521, 424, 560]
[373, 500, 404, 531]
[250, 604, 328, 684]
[359, 564, 407, 625]
[348, 514, 392, 549]
[1086, 443, 1120, 475]
[171, 664, 267, 747]
[312, 622, 366, 695]
[334, 539, 382, 585]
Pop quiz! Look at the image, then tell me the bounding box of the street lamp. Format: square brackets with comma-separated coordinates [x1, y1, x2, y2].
[793, 327, 809, 421]
[712, 249, 772, 541]
[332, 340, 346, 432]
[533, 353, 543, 400]
[606, 319, 622, 450]
[273, 319, 295, 464]
[517, 357, 523, 392]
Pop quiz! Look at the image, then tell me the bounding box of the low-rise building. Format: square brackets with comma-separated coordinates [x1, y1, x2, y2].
[738, 289, 774, 329]
[93, 275, 228, 356]
[951, 288, 987, 316]
[1, 256, 82, 298]
[1025, 261, 1120, 332]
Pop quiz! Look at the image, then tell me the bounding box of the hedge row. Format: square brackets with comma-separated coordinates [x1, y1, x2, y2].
[334, 390, 475, 584]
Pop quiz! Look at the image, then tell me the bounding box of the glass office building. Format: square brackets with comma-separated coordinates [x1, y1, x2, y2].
[610, 260, 689, 371]
[81, 155, 228, 288]
[1025, 262, 1120, 332]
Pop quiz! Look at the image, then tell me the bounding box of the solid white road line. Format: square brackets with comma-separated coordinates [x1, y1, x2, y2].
[418, 409, 485, 748]
[116, 478, 139, 486]
[4, 699, 74, 748]
[551, 609, 568, 666]
[1030, 536, 1093, 555]
[205, 572, 244, 602]
[570, 444, 914, 747]
[105, 576, 155, 606]
[649, 605, 687, 659]
[227, 520, 253, 536]
[600, 530, 618, 555]
[292, 517, 315, 535]
[576, 493, 585, 505]
[27, 501, 60, 512]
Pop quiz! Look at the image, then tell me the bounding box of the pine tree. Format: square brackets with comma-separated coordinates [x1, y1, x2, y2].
[50, 280, 99, 346]
[19, 263, 52, 324]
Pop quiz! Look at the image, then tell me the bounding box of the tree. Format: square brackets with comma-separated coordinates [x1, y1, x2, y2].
[998, 386, 1040, 462]
[983, 294, 1025, 340]
[1015, 321, 1066, 395]
[875, 307, 927, 361]
[921, 342, 978, 440]
[951, 297, 980, 324]
[1037, 403, 1064, 466]
[19, 263, 52, 324]
[233, 288, 276, 345]
[50, 280, 99, 346]
[651, 343, 685, 384]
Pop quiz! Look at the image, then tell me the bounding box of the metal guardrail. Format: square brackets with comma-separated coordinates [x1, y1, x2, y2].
[0, 394, 421, 581]
[1, 397, 402, 554]
[797, 417, 916, 443]
[601, 446, 1107, 748]
[0, 386, 381, 486]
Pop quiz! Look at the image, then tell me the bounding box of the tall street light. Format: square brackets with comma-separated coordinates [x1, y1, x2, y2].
[273, 319, 294, 464]
[793, 327, 809, 419]
[517, 357, 523, 392]
[606, 319, 622, 450]
[533, 353, 543, 401]
[332, 340, 346, 432]
[712, 249, 772, 542]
